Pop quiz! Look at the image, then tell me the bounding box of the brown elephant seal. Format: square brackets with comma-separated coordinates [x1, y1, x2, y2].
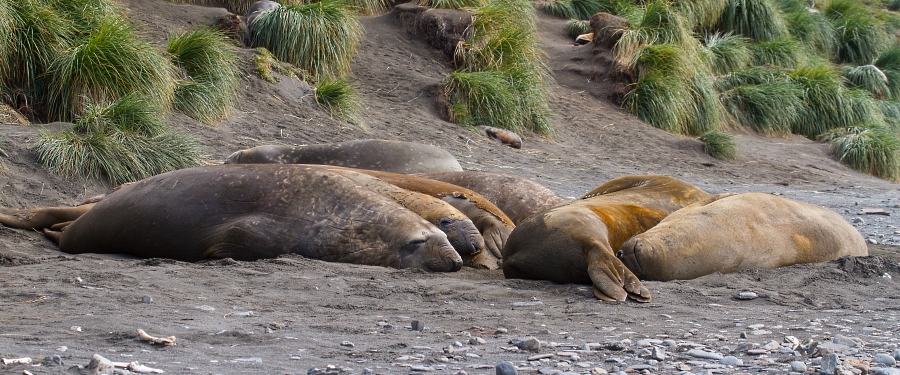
[324, 168, 485, 256]
[618, 193, 869, 281]
[502, 175, 710, 302]
[1, 165, 463, 272]
[416, 171, 569, 225]
[476, 126, 522, 149]
[320, 166, 515, 270]
[224, 139, 463, 174]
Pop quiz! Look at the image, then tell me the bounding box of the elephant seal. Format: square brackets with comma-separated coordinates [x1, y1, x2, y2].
[320, 166, 515, 270]
[502, 175, 710, 302]
[247, 1, 279, 34]
[325, 167, 485, 256]
[477, 126, 522, 149]
[1, 165, 463, 272]
[416, 171, 569, 225]
[224, 139, 463, 174]
[618, 193, 869, 281]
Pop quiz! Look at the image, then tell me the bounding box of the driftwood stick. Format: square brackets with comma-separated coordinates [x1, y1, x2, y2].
[136, 329, 176, 346]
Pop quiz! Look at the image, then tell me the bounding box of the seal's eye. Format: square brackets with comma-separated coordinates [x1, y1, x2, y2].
[438, 218, 452, 229]
[616, 250, 624, 258]
[400, 239, 427, 255]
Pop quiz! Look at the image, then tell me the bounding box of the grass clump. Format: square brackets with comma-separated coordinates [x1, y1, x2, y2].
[890, 0, 900, 12]
[699, 130, 737, 160]
[47, 0, 119, 37]
[442, 70, 527, 132]
[168, 28, 241, 124]
[824, 0, 889, 65]
[748, 36, 805, 68]
[565, 19, 592, 38]
[701, 32, 751, 75]
[540, 0, 605, 20]
[418, 0, 485, 9]
[874, 46, 900, 101]
[719, 79, 804, 136]
[715, 0, 787, 42]
[35, 95, 201, 185]
[675, 0, 727, 32]
[251, 1, 362, 80]
[315, 78, 362, 125]
[775, 0, 836, 57]
[818, 123, 900, 181]
[842, 64, 889, 100]
[47, 17, 176, 121]
[789, 64, 883, 139]
[615, 0, 695, 65]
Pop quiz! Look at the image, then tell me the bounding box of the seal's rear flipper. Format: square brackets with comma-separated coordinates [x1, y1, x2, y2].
[50, 221, 74, 231]
[586, 246, 651, 303]
[43, 229, 62, 244]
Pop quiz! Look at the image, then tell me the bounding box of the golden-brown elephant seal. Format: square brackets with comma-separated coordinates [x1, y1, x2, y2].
[618, 193, 869, 281]
[224, 139, 463, 174]
[501, 175, 710, 302]
[416, 171, 569, 225]
[1, 165, 463, 272]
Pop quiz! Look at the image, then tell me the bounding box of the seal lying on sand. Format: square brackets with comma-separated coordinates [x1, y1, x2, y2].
[225, 139, 463, 174]
[502, 175, 710, 302]
[417, 171, 568, 225]
[319, 166, 516, 270]
[0, 165, 463, 272]
[476, 126, 522, 149]
[618, 193, 869, 281]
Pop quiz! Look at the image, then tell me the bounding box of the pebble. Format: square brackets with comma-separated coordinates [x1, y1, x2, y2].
[893, 349, 900, 360]
[141, 295, 152, 303]
[821, 354, 839, 375]
[720, 356, 742, 366]
[496, 361, 517, 375]
[340, 341, 354, 347]
[470, 337, 486, 345]
[747, 349, 768, 355]
[737, 292, 758, 300]
[874, 354, 897, 367]
[687, 350, 723, 360]
[652, 347, 666, 361]
[411, 320, 425, 331]
[873, 369, 900, 375]
[790, 361, 807, 372]
[833, 335, 861, 348]
[495, 327, 509, 335]
[762, 341, 780, 351]
[854, 217, 865, 224]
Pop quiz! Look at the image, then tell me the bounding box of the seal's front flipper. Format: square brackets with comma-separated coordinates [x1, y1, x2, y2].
[586, 245, 651, 302]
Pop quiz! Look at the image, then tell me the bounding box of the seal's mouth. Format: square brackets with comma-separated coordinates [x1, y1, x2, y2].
[224, 151, 242, 164]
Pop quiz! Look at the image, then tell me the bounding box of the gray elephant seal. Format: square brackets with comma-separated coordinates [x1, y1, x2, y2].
[501, 175, 710, 302]
[1, 165, 462, 272]
[618, 193, 869, 281]
[416, 171, 568, 225]
[225, 139, 463, 174]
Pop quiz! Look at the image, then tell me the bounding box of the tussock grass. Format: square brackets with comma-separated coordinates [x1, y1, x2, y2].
[35, 95, 200, 185]
[251, 47, 305, 83]
[824, 0, 889, 64]
[419, 0, 485, 9]
[789, 65, 882, 138]
[47, 0, 119, 36]
[251, 1, 362, 80]
[167, 0, 256, 14]
[2, 0, 73, 100]
[675, 0, 727, 32]
[541, 0, 611, 20]
[541, 0, 578, 19]
[716, 0, 787, 42]
[47, 17, 176, 121]
[168, 28, 241, 124]
[890, 0, 900, 12]
[315, 78, 363, 125]
[874, 46, 900, 101]
[615, 0, 694, 64]
[748, 36, 805, 68]
[776, 0, 837, 57]
[566, 19, 592, 38]
[714, 65, 791, 91]
[720, 80, 804, 136]
[624, 72, 693, 134]
[842, 64, 889, 100]
[701, 32, 751, 74]
[442, 70, 523, 132]
[819, 123, 900, 181]
[700, 130, 737, 160]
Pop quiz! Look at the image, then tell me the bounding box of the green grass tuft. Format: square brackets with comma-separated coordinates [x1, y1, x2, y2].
[748, 36, 805, 68]
[615, 0, 695, 65]
[716, 0, 787, 42]
[315, 78, 363, 125]
[842, 64, 889, 100]
[251, 1, 362, 80]
[442, 70, 523, 132]
[168, 28, 241, 124]
[719, 80, 804, 136]
[675, 0, 727, 32]
[824, 0, 889, 65]
[47, 0, 119, 37]
[874, 46, 900, 100]
[419, 0, 486, 9]
[47, 17, 176, 121]
[565, 19, 592, 38]
[776, 0, 837, 57]
[701, 32, 751, 74]
[167, 0, 256, 14]
[789, 64, 883, 139]
[891, 0, 900, 12]
[700, 130, 737, 160]
[541, 0, 578, 19]
[35, 95, 201, 185]
[818, 123, 900, 181]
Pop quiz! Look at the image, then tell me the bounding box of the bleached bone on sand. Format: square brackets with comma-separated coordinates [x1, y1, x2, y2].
[1, 357, 32, 365]
[88, 354, 165, 374]
[136, 329, 176, 346]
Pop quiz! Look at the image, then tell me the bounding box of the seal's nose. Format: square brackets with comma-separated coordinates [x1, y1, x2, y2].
[224, 151, 242, 164]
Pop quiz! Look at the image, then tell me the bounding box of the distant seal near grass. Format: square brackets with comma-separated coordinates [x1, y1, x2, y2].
[501, 175, 710, 302]
[0, 165, 463, 272]
[477, 126, 522, 149]
[247, 0, 279, 34]
[225, 139, 463, 173]
[618, 192, 869, 281]
[417, 171, 568, 225]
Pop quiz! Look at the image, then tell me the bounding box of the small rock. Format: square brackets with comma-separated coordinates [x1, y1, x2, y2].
[591, 368, 608, 375]
[720, 356, 743, 366]
[340, 341, 355, 347]
[495, 327, 509, 335]
[737, 292, 758, 300]
[790, 361, 807, 372]
[734, 343, 754, 353]
[821, 354, 839, 375]
[411, 320, 425, 331]
[141, 295, 152, 303]
[892, 349, 900, 360]
[651, 347, 666, 361]
[844, 359, 870, 374]
[687, 349, 724, 360]
[636, 339, 653, 347]
[873, 369, 900, 375]
[853, 217, 865, 224]
[762, 341, 781, 351]
[48, 355, 64, 366]
[512, 337, 542, 352]
[664, 340, 677, 347]
[858, 208, 889, 216]
[527, 354, 553, 361]
[470, 337, 487, 345]
[747, 349, 769, 355]
[874, 354, 897, 367]
[833, 335, 861, 348]
[740, 332, 748, 339]
[411, 365, 436, 371]
[818, 342, 851, 356]
[496, 361, 518, 375]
